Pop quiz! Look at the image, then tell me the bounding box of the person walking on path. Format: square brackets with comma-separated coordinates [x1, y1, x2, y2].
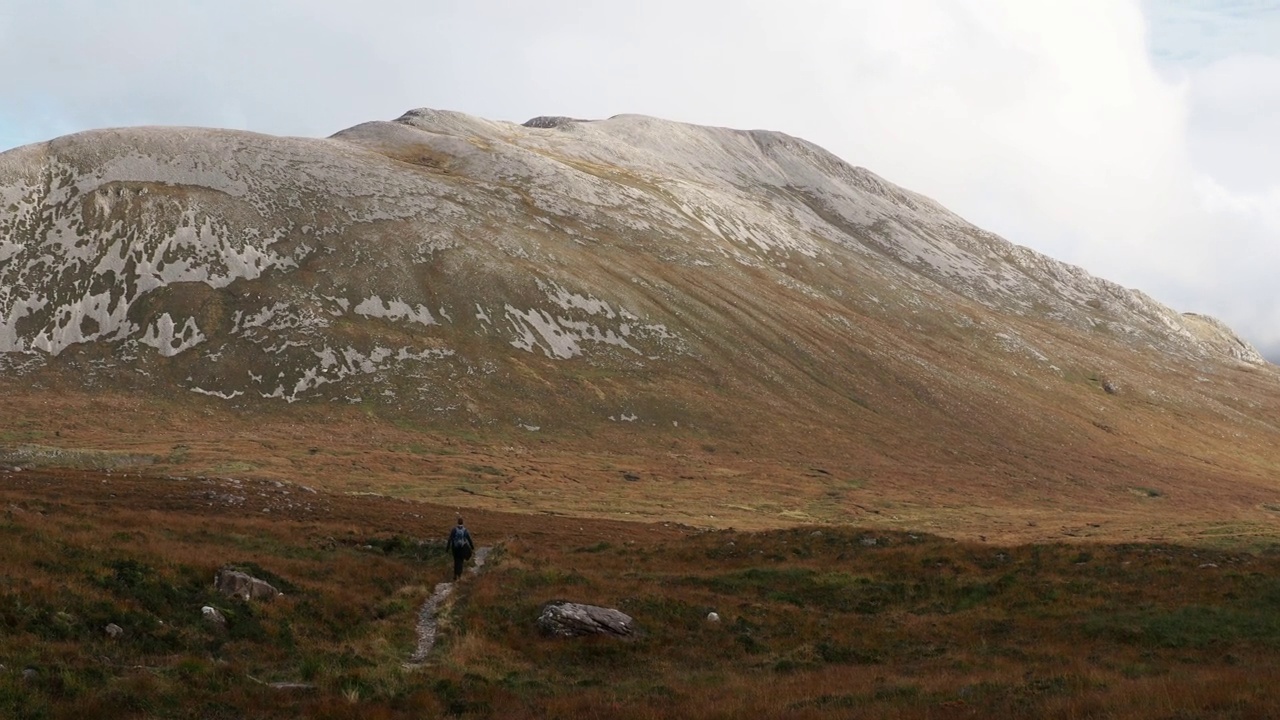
[448, 516, 475, 581]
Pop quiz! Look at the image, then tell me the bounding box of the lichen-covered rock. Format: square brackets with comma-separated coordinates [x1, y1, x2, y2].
[215, 568, 281, 601]
[538, 602, 636, 638]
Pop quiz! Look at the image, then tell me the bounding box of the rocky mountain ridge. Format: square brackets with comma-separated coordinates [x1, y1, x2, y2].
[0, 109, 1270, 444]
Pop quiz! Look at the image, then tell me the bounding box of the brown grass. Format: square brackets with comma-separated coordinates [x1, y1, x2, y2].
[5, 377, 1280, 550]
[5, 468, 1280, 717]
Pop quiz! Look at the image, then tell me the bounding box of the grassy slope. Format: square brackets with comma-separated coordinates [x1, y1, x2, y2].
[5, 468, 1280, 718]
[4, 373, 1280, 547]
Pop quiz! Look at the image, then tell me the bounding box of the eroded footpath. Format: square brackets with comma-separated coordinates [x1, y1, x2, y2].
[407, 546, 492, 666]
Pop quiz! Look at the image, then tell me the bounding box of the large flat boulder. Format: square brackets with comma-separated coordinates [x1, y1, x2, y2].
[538, 602, 635, 638]
[215, 568, 282, 602]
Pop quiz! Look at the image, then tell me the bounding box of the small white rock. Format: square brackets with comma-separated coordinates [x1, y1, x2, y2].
[706, 612, 721, 623]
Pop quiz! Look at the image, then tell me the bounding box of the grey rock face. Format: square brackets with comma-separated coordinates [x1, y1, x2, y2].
[538, 602, 636, 638]
[522, 116, 587, 129]
[215, 569, 281, 602]
[0, 107, 1263, 410]
[1, 104, 1275, 484]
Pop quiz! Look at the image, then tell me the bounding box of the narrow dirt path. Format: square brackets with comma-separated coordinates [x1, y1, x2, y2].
[471, 546, 492, 574]
[406, 546, 492, 666]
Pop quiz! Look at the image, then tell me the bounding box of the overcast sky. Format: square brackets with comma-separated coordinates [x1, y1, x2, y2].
[1, 1, 1277, 359]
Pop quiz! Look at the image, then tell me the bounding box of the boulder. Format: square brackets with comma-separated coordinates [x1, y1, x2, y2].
[104, 623, 124, 639]
[538, 602, 636, 638]
[215, 568, 282, 601]
[706, 612, 721, 623]
[202, 606, 227, 625]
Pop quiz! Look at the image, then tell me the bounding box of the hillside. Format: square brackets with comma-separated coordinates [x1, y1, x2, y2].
[2, 109, 1280, 542]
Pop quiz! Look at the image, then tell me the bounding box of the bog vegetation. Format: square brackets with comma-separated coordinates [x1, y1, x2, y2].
[4, 468, 1280, 719]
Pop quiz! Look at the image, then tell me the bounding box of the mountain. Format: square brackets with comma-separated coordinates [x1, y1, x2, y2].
[2, 109, 1279, 539]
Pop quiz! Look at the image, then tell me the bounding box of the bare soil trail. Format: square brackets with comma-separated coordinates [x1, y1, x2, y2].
[407, 546, 493, 666]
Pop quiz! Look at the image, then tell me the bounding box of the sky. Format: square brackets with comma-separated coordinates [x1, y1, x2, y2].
[1, 0, 1277, 358]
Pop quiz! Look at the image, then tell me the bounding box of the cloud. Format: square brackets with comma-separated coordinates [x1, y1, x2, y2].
[1185, 54, 1280, 192]
[1144, 0, 1280, 66]
[1162, 53, 1280, 358]
[0, 0, 1277, 357]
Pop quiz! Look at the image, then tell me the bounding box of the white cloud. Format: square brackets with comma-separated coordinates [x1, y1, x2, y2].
[1185, 54, 1280, 192]
[0, 0, 1277, 357]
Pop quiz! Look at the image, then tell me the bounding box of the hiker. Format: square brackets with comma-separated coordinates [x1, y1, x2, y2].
[448, 516, 474, 581]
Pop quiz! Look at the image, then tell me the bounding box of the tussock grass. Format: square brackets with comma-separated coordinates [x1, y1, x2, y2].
[442, 528, 1280, 718]
[0, 469, 453, 719]
[6, 469, 1280, 717]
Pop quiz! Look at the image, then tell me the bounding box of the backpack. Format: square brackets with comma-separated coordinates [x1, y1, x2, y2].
[451, 527, 471, 554]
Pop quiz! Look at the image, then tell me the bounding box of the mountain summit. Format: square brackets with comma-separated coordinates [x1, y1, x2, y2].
[2, 109, 1278, 536]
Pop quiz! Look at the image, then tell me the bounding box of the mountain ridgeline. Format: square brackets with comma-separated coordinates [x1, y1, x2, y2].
[0, 109, 1275, 469]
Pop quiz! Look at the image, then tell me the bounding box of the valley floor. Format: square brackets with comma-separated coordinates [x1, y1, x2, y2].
[4, 467, 1280, 718]
[6, 386, 1280, 551]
